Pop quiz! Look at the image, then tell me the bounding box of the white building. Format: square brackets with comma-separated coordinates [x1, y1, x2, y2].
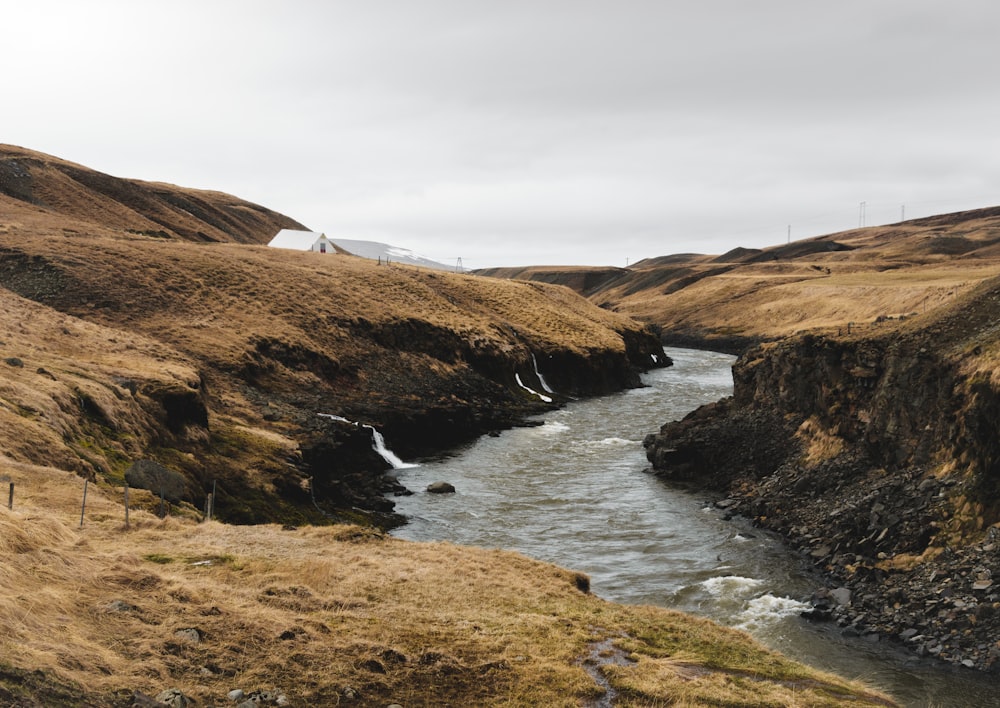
[267, 229, 337, 254]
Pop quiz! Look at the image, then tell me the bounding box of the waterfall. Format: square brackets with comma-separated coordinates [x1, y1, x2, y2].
[364, 425, 418, 469]
[531, 353, 555, 394]
[318, 414, 417, 469]
[515, 373, 553, 403]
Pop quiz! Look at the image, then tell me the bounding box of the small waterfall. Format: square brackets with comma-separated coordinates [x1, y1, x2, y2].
[531, 353, 555, 394]
[318, 414, 417, 469]
[515, 373, 552, 403]
[364, 424, 418, 469]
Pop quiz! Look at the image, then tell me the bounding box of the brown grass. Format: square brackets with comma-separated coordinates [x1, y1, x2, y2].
[488, 207, 1000, 346]
[0, 458, 895, 706]
[0, 212, 653, 504]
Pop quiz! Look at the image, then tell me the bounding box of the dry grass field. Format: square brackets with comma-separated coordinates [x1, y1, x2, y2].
[483, 206, 1000, 350]
[0, 459, 895, 706]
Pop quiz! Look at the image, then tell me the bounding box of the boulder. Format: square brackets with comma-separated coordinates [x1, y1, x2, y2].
[125, 459, 186, 503]
[427, 481, 456, 494]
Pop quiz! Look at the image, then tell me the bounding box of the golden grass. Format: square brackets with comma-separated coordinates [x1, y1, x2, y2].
[0, 458, 895, 706]
[551, 209, 1000, 343]
[609, 260, 1000, 342]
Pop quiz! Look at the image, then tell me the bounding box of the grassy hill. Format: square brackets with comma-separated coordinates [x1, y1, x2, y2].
[0, 462, 894, 706]
[0, 144, 306, 243]
[0, 144, 670, 525]
[480, 206, 1000, 352]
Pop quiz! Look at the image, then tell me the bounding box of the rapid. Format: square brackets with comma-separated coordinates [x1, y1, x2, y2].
[388, 348, 1000, 706]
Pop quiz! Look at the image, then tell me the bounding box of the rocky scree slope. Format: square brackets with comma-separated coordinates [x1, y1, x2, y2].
[644, 274, 1000, 670]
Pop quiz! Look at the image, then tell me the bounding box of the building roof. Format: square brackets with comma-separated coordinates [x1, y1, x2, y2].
[267, 229, 328, 250]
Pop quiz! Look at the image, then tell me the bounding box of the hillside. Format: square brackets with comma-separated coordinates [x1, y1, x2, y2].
[0, 144, 305, 243]
[481, 206, 1000, 352]
[0, 146, 665, 526]
[644, 266, 1000, 670]
[0, 462, 893, 706]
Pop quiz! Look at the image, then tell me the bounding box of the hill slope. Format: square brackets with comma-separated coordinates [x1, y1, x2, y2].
[644, 266, 1000, 670]
[0, 144, 306, 243]
[0, 147, 665, 525]
[482, 207, 1000, 352]
[0, 462, 893, 706]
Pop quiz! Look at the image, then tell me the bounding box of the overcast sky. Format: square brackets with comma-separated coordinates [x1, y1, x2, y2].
[5, 1, 999, 268]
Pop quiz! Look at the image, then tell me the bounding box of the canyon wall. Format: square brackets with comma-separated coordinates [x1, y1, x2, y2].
[644, 277, 1000, 670]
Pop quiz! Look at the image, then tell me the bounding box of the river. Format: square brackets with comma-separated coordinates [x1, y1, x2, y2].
[387, 347, 1000, 707]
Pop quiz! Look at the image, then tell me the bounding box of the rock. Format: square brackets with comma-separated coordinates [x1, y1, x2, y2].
[830, 587, 852, 607]
[227, 689, 246, 701]
[154, 689, 190, 707]
[174, 628, 201, 643]
[4, 357, 23, 367]
[106, 599, 139, 613]
[973, 579, 993, 591]
[360, 658, 386, 673]
[899, 628, 919, 641]
[125, 459, 187, 503]
[234, 690, 288, 706]
[427, 481, 456, 494]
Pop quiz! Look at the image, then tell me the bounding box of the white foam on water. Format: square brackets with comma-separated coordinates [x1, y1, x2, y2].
[700, 575, 765, 598]
[584, 437, 635, 448]
[735, 594, 812, 632]
[535, 420, 570, 435]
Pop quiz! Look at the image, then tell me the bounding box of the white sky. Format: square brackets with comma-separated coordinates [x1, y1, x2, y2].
[4, 1, 999, 268]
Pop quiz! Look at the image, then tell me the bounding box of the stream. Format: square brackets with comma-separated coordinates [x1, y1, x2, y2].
[387, 348, 1000, 706]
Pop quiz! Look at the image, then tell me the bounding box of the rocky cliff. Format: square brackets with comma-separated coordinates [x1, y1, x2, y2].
[644, 275, 1000, 670]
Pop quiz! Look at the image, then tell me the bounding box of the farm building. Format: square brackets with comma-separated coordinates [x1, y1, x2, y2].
[267, 229, 337, 254]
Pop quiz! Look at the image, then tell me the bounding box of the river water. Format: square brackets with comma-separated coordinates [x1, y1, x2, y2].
[388, 348, 1000, 707]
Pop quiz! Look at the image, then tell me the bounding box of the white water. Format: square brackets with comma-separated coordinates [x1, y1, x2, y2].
[388, 348, 1000, 707]
[514, 372, 552, 403]
[318, 414, 417, 469]
[531, 353, 556, 394]
[365, 424, 418, 469]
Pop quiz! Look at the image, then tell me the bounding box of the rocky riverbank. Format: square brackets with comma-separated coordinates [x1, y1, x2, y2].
[644, 276, 1000, 671]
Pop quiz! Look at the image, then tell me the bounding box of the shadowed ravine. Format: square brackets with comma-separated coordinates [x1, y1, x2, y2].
[389, 348, 1000, 707]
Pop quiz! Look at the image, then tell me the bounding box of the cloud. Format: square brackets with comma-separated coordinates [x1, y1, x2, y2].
[4, 1, 999, 266]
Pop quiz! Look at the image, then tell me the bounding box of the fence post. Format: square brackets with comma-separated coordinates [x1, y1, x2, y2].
[124, 483, 130, 528]
[7, 482, 12, 510]
[80, 480, 88, 528]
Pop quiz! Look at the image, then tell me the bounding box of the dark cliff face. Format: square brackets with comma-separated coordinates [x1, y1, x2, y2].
[643, 290, 1000, 670]
[251, 318, 669, 521]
